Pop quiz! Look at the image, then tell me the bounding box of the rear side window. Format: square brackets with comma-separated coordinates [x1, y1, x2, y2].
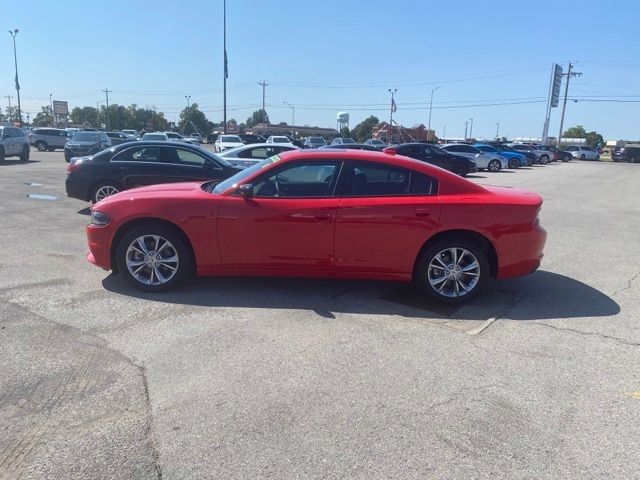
[112, 146, 162, 162]
[345, 162, 437, 196]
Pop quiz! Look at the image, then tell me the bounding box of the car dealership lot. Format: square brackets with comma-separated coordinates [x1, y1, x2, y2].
[1, 152, 639, 479]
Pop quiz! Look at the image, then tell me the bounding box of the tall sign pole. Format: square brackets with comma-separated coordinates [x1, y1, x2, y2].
[388, 88, 397, 142]
[557, 62, 582, 148]
[9, 30, 22, 126]
[542, 63, 563, 145]
[223, 0, 228, 134]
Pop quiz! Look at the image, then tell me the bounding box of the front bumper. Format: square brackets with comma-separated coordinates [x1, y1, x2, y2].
[86, 223, 115, 270]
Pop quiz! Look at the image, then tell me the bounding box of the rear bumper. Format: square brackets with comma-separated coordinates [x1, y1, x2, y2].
[65, 175, 90, 201]
[496, 225, 547, 279]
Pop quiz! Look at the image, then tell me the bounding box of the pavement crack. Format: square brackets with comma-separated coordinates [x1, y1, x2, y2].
[532, 322, 640, 347]
[141, 362, 163, 480]
[611, 270, 640, 297]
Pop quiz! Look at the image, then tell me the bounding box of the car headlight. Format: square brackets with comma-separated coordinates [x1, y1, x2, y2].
[534, 208, 541, 226]
[90, 210, 110, 225]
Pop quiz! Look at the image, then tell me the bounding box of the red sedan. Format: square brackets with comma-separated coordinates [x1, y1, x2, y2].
[86, 150, 546, 304]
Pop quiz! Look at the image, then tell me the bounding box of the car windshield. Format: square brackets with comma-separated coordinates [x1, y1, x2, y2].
[342, 138, 356, 144]
[142, 134, 166, 140]
[271, 137, 289, 143]
[210, 155, 281, 193]
[309, 138, 325, 144]
[221, 135, 241, 142]
[72, 132, 100, 142]
[166, 133, 182, 138]
[477, 145, 496, 152]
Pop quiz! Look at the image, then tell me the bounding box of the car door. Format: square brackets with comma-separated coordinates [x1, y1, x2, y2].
[419, 145, 452, 170]
[217, 160, 342, 270]
[334, 161, 440, 275]
[110, 145, 174, 187]
[2, 128, 17, 155]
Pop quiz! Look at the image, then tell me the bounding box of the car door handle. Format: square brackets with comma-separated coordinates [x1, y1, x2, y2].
[314, 212, 333, 220]
[415, 209, 432, 217]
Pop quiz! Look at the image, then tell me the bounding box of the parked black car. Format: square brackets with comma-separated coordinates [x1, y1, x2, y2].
[549, 147, 572, 162]
[612, 145, 640, 163]
[64, 131, 112, 162]
[487, 142, 535, 166]
[320, 143, 381, 151]
[65, 141, 242, 203]
[385, 143, 477, 177]
[105, 131, 131, 146]
[239, 134, 266, 144]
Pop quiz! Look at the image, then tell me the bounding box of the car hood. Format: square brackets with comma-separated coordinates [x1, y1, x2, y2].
[218, 142, 244, 147]
[97, 182, 209, 206]
[67, 141, 99, 147]
[482, 185, 543, 206]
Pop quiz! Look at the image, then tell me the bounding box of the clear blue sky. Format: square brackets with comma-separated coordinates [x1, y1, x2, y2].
[4, 0, 640, 139]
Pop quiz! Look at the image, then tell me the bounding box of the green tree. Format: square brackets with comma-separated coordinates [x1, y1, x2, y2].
[70, 106, 98, 127]
[32, 106, 54, 127]
[245, 109, 269, 127]
[350, 115, 379, 142]
[563, 125, 604, 147]
[340, 126, 351, 138]
[179, 103, 210, 135]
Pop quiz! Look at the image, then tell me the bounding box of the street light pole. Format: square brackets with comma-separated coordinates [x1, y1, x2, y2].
[50, 93, 53, 126]
[388, 88, 397, 143]
[464, 121, 469, 139]
[8, 29, 22, 127]
[184, 95, 191, 132]
[223, 0, 227, 134]
[427, 86, 440, 141]
[469, 118, 474, 139]
[283, 101, 295, 126]
[496, 122, 500, 139]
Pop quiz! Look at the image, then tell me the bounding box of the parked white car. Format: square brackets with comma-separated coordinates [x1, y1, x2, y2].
[566, 146, 600, 160]
[505, 143, 552, 164]
[165, 132, 199, 145]
[266, 135, 295, 146]
[440, 144, 508, 172]
[141, 132, 169, 141]
[215, 134, 245, 152]
[218, 143, 299, 167]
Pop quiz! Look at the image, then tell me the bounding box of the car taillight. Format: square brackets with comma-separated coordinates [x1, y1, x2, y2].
[67, 162, 82, 174]
[534, 207, 542, 226]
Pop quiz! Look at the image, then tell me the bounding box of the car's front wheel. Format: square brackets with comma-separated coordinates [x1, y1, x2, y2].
[116, 225, 193, 292]
[452, 164, 469, 177]
[20, 145, 30, 162]
[540, 154, 549, 164]
[415, 238, 489, 304]
[488, 159, 501, 172]
[35, 141, 47, 152]
[508, 158, 519, 169]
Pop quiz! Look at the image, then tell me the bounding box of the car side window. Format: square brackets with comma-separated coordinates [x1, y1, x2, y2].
[445, 145, 461, 152]
[174, 148, 210, 167]
[345, 163, 437, 196]
[253, 162, 340, 198]
[113, 146, 162, 162]
[3, 128, 14, 138]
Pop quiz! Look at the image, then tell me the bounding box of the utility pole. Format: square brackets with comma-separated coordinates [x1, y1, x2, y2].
[8, 29, 22, 126]
[427, 87, 440, 141]
[443, 125, 446, 140]
[469, 118, 474, 139]
[50, 94, 54, 126]
[184, 95, 191, 132]
[26, 112, 30, 125]
[223, 0, 228, 134]
[5, 95, 12, 112]
[388, 88, 397, 143]
[464, 121, 469, 139]
[557, 62, 582, 148]
[259, 81, 268, 128]
[496, 122, 500, 139]
[102, 88, 111, 130]
[283, 101, 295, 126]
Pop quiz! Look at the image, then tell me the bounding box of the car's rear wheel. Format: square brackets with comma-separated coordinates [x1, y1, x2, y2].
[580, 154, 586, 160]
[0, 147, 5, 162]
[508, 158, 519, 169]
[452, 164, 469, 177]
[116, 225, 192, 292]
[488, 159, 501, 172]
[415, 238, 489, 304]
[47, 147, 55, 152]
[540, 154, 549, 164]
[20, 145, 30, 162]
[91, 181, 122, 203]
[35, 141, 47, 152]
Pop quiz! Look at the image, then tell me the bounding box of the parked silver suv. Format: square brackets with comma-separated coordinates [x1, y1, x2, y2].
[0, 125, 30, 161]
[28, 127, 71, 151]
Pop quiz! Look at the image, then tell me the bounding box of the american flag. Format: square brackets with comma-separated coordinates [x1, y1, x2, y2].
[391, 97, 397, 113]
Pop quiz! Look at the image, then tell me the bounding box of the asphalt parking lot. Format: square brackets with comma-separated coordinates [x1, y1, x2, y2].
[1, 151, 638, 479]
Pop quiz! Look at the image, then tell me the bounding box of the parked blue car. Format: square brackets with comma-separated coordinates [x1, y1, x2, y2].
[474, 143, 528, 168]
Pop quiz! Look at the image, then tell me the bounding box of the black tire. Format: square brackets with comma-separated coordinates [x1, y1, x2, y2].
[540, 154, 549, 164]
[19, 145, 30, 162]
[488, 159, 501, 172]
[91, 181, 122, 204]
[508, 158, 519, 169]
[115, 224, 193, 292]
[0, 147, 4, 162]
[452, 164, 469, 177]
[580, 154, 586, 160]
[47, 147, 55, 152]
[415, 237, 489, 305]
[35, 141, 47, 152]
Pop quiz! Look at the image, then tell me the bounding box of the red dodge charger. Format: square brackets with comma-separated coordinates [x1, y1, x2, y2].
[86, 149, 546, 304]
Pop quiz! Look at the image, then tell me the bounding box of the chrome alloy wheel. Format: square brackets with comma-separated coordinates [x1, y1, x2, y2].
[95, 185, 120, 202]
[125, 235, 179, 286]
[427, 247, 481, 298]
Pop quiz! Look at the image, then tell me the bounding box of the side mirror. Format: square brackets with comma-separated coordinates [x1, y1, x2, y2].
[238, 183, 254, 198]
